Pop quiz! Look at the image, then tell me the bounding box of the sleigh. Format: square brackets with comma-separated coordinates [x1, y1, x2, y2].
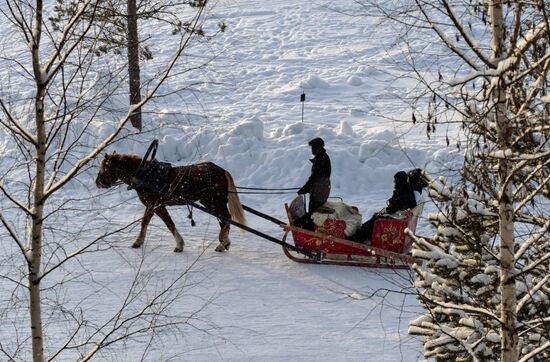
[185, 194, 423, 268]
[281, 198, 423, 268]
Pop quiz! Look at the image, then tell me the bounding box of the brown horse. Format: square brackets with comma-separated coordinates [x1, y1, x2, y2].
[95, 153, 246, 252]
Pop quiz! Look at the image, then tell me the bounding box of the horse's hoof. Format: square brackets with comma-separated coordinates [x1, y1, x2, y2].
[173, 247, 183, 253]
[215, 243, 230, 252]
[131, 243, 141, 249]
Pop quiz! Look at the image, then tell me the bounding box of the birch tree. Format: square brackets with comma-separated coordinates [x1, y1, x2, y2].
[0, 0, 216, 360]
[356, 0, 550, 360]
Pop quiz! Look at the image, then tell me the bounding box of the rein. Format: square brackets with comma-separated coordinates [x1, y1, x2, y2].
[232, 186, 300, 195]
[237, 186, 300, 191]
[105, 139, 303, 196]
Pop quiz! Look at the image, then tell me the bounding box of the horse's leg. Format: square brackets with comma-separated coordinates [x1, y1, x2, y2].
[133, 206, 154, 248]
[214, 205, 232, 252]
[155, 206, 185, 252]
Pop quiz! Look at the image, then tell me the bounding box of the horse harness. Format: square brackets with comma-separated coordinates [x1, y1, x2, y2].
[127, 140, 173, 195]
[127, 140, 220, 226]
[129, 159, 173, 195]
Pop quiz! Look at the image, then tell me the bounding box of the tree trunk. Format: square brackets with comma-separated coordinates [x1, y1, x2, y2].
[29, 104, 46, 362]
[127, 0, 142, 130]
[30, 1, 46, 360]
[490, 1, 518, 361]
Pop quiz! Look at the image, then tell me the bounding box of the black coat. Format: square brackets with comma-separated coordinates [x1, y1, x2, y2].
[351, 178, 417, 243]
[299, 148, 331, 194]
[384, 186, 417, 214]
[298, 148, 331, 213]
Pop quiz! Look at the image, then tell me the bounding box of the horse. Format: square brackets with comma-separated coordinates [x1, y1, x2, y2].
[95, 152, 246, 252]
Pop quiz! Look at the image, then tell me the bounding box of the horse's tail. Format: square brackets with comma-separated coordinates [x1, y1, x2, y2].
[225, 171, 247, 228]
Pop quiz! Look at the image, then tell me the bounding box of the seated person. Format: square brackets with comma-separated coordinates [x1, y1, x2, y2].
[351, 171, 417, 243]
[408, 168, 429, 204]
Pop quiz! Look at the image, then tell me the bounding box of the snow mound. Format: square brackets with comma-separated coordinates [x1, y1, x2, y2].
[299, 74, 330, 89]
[347, 75, 363, 86]
[229, 119, 264, 140]
[282, 121, 305, 136]
[337, 121, 355, 136]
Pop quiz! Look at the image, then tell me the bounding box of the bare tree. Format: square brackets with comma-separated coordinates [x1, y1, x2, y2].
[127, 0, 142, 129]
[354, 0, 550, 360]
[0, 0, 218, 360]
[49, 0, 218, 131]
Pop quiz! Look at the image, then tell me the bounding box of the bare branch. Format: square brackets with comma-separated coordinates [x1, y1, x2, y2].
[0, 209, 29, 264]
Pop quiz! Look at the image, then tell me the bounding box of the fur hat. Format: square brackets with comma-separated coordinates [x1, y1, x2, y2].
[308, 137, 325, 149]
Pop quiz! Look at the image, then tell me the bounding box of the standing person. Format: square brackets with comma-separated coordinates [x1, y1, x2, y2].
[297, 137, 331, 223]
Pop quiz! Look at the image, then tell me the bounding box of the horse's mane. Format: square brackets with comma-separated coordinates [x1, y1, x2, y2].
[110, 153, 142, 163]
[104, 153, 143, 174]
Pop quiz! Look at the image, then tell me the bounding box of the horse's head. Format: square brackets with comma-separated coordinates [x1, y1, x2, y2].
[96, 153, 120, 188]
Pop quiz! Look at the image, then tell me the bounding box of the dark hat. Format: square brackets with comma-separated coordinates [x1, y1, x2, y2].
[394, 171, 408, 182]
[393, 171, 408, 187]
[308, 137, 325, 148]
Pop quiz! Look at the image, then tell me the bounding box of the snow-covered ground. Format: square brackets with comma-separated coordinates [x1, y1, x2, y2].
[0, 1, 461, 361]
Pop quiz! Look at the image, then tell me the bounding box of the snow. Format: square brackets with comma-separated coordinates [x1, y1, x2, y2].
[300, 74, 331, 89]
[0, 0, 464, 361]
[470, 274, 492, 285]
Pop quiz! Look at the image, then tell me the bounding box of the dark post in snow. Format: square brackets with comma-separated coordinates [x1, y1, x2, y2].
[127, 0, 142, 130]
[300, 91, 306, 122]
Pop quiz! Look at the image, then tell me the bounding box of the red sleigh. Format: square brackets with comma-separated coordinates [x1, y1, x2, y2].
[282, 198, 423, 268]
